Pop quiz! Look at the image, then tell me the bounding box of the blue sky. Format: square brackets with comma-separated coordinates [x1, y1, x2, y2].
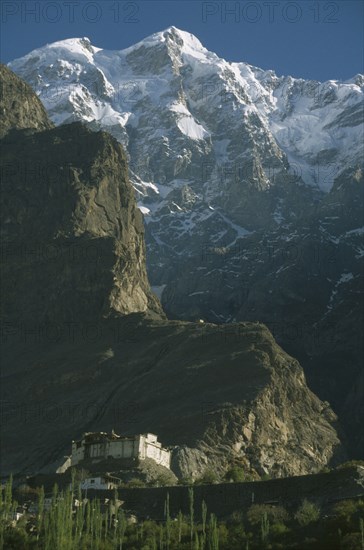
[1, 0, 363, 81]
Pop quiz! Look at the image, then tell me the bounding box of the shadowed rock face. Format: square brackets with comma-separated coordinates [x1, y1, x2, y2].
[0, 64, 53, 137]
[0, 66, 346, 479]
[162, 166, 364, 459]
[0, 317, 345, 478]
[0, 120, 163, 323]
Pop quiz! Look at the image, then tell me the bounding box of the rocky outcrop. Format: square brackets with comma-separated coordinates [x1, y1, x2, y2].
[171, 322, 345, 480]
[0, 64, 53, 137]
[0, 78, 163, 323]
[0, 66, 346, 479]
[171, 447, 209, 481]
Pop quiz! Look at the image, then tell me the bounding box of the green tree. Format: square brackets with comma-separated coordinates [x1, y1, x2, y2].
[247, 504, 289, 527]
[164, 492, 171, 549]
[260, 512, 269, 545]
[196, 470, 218, 485]
[294, 500, 320, 526]
[189, 486, 194, 547]
[4, 474, 13, 520]
[208, 513, 219, 550]
[37, 485, 45, 541]
[117, 508, 126, 550]
[201, 499, 207, 548]
[128, 478, 146, 488]
[333, 499, 363, 523]
[225, 467, 245, 483]
[154, 473, 173, 487]
[176, 510, 184, 544]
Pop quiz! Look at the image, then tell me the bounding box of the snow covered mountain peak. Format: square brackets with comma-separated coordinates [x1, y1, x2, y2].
[120, 25, 218, 70]
[133, 26, 207, 53]
[47, 36, 93, 50]
[8, 29, 363, 196]
[17, 36, 102, 65]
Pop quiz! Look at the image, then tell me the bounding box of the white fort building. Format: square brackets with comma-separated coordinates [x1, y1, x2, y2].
[71, 431, 171, 469]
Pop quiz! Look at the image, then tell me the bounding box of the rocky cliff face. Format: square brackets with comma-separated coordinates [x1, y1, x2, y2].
[163, 167, 364, 458]
[0, 63, 53, 137]
[0, 66, 346, 479]
[170, 321, 345, 480]
[1, 65, 163, 323]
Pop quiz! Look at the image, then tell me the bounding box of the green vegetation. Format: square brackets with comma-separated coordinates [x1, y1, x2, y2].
[127, 478, 146, 489]
[224, 467, 246, 483]
[195, 469, 218, 485]
[247, 504, 289, 527]
[319, 460, 364, 475]
[294, 500, 320, 526]
[335, 460, 364, 471]
[1, 476, 364, 549]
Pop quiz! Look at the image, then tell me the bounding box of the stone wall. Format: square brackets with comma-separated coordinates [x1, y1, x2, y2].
[141, 435, 171, 468]
[86, 467, 364, 520]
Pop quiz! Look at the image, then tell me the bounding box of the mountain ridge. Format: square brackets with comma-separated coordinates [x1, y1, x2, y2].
[9, 26, 363, 193]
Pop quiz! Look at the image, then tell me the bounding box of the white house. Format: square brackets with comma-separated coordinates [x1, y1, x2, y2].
[71, 431, 171, 469]
[80, 475, 121, 491]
